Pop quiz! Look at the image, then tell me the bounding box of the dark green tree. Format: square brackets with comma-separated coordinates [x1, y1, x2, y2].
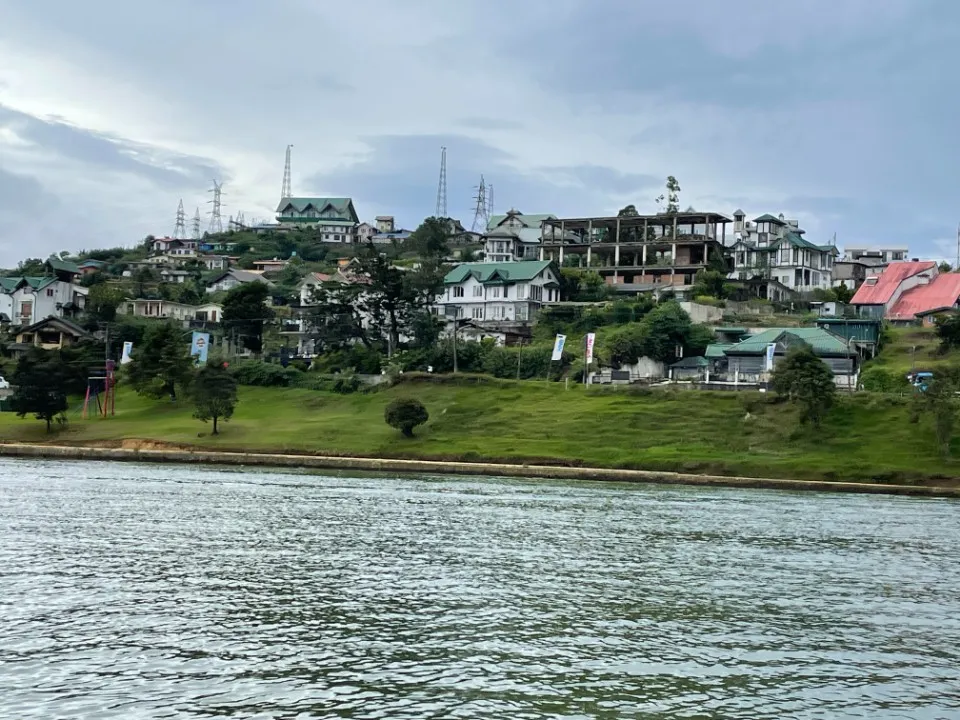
[935, 313, 960, 350]
[771, 345, 836, 427]
[356, 250, 421, 351]
[691, 269, 728, 299]
[222, 282, 273, 354]
[127, 322, 194, 400]
[642, 301, 693, 363]
[10, 347, 69, 433]
[834, 282, 854, 304]
[919, 379, 957, 458]
[617, 204, 639, 217]
[384, 397, 429, 437]
[408, 216, 451, 259]
[192, 361, 238, 434]
[303, 282, 372, 352]
[86, 283, 128, 322]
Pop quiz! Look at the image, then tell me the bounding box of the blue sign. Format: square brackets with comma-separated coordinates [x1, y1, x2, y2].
[190, 331, 210, 365]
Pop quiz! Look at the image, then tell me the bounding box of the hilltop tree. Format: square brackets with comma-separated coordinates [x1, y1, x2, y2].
[127, 322, 194, 401]
[665, 176, 681, 214]
[10, 347, 69, 433]
[192, 361, 238, 435]
[409, 216, 451, 259]
[642, 301, 692, 363]
[771, 345, 836, 427]
[222, 282, 273, 355]
[617, 204, 639, 217]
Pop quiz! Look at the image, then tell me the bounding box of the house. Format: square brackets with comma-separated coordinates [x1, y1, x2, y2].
[290, 267, 373, 356]
[887, 273, 960, 325]
[159, 268, 193, 284]
[356, 222, 378, 244]
[121, 299, 223, 324]
[728, 211, 837, 294]
[669, 355, 709, 381]
[483, 209, 559, 262]
[844, 245, 909, 268]
[44, 256, 82, 282]
[10, 316, 94, 356]
[849, 261, 938, 320]
[375, 216, 395, 233]
[275, 197, 359, 241]
[251, 258, 289, 274]
[0, 276, 88, 326]
[832, 259, 870, 290]
[723, 327, 859, 387]
[200, 255, 230, 271]
[151, 237, 183, 254]
[205, 268, 272, 294]
[437, 261, 561, 331]
[77, 259, 107, 276]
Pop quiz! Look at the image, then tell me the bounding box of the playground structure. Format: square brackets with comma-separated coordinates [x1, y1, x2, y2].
[82, 360, 116, 419]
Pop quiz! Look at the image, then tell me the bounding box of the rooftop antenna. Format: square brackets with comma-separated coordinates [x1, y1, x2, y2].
[435, 146, 447, 218]
[281, 144, 293, 201]
[471, 175, 489, 232]
[207, 180, 224, 234]
[192, 207, 202, 239]
[173, 199, 186, 239]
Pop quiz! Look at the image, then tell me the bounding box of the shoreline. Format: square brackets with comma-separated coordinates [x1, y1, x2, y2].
[2, 443, 959, 498]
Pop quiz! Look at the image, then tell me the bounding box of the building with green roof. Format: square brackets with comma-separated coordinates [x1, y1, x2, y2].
[723, 327, 858, 387]
[438, 260, 560, 334]
[275, 197, 359, 241]
[729, 210, 838, 298]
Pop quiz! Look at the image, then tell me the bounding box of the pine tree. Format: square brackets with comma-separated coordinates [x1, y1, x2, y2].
[11, 347, 69, 433]
[192, 362, 238, 435]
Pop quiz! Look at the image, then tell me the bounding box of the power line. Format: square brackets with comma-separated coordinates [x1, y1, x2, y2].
[207, 180, 224, 234]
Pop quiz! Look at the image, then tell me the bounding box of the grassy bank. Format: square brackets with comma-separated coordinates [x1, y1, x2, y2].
[1, 376, 957, 486]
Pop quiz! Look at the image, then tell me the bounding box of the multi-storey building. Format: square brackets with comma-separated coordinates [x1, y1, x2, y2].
[0, 257, 88, 326]
[275, 197, 359, 242]
[435, 260, 561, 325]
[482, 209, 565, 262]
[727, 211, 837, 294]
[843, 245, 909, 268]
[539, 211, 732, 294]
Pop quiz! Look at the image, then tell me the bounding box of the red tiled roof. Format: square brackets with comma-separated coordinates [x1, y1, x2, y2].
[850, 261, 936, 305]
[309, 272, 333, 282]
[888, 273, 960, 320]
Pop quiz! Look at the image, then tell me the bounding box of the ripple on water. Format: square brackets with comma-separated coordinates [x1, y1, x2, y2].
[1, 459, 959, 719]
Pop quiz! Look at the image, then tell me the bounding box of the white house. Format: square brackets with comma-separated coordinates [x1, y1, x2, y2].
[200, 255, 230, 271]
[844, 245, 909, 267]
[436, 260, 560, 324]
[205, 268, 272, 294]
[728, 211, 837, 293]
[483, 209, 560, 262]
[356, 222, 378, 244]
[121, 299, 223, 324]
[275, 197, 359, 242]
[0, 276, 88, 326]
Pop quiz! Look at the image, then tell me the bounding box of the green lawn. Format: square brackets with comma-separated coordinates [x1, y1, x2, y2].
[867, 326, 949, 374]
[1, 376, 956, 486]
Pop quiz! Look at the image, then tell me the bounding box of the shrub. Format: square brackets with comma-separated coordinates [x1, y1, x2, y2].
[859, 366, 909, 393]
[230, 360, 302, 387]
[384, 397, 429, 437]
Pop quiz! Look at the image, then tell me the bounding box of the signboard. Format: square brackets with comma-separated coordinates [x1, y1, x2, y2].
[190, 331, 210, 365]
[551, 334, 566, 361]
[120, 342, 133, 365]
[585, 333, 596, 365]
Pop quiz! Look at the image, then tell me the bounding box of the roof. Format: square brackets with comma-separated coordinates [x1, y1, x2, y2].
[208, 268, 272, 286]
[671, 356, 708, 368]
[888, 273, 960, 321]
[275, 197, 355, 217]
[17, 316, 92, 338]
[850, 261, 937, 305]
[705, 343, 735, 359]
[302, 272, 333, 285]
[726, 327, 852, 356]
[444, 261, 555, 285]
[46, 256, 81, 274]
[487, 211, 556, 232]
[78, 259, 106, 268]
[753, 213, 786, 225]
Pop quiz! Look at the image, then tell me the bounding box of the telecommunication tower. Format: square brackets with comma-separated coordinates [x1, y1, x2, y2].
[471, 175, 489, 232]
[281, 144, 293, 201]
[207, 180, 224, 234]
[192, 207, 201, 239]
[487, 183, 494, 217]
[173, 199, 187, 238]
[435, 146, 447, 218]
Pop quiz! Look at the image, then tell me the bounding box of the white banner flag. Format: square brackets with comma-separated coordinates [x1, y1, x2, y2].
[551, 334, 566, 361]
[765, 342, 776, 371]
[120, 342, 133, 365]
[585, 333, 596, 365]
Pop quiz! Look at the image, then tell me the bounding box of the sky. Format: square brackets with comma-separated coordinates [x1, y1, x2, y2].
[2, 0, 960, 267]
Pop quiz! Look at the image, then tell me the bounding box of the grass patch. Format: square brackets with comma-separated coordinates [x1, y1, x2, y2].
[1, 378, 958, 486]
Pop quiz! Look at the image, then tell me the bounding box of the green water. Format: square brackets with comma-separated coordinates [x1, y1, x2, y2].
[1, 459, 958, 718]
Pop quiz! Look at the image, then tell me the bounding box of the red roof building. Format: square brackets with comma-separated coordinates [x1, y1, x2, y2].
[850, 261, 937, 319]
[889, 273, 960, 324]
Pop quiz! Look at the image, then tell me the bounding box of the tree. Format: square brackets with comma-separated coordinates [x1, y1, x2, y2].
[834, 282, 854, 304]
[303, 282, 371, 352]
[642, 301, 692, 363]
[127, 322, 194, 400]
[665, 176, 681, 214]
[603, 323, 648, 367]
[10, 347, 69, 433]
[133, 267, 155, 297]
[356, 250, 423, 351]
[918, 379, 957, 458]
[409, 216, 451, 259]
[86, 283, 128, 322]
[192, 362, 238, 435]
[771, 345, 836, 427]
[222, 282, 273, 354]
[691, 269, 728, 299]
[385, 398, 429, 437]
[15, 258, 45, 276]
[617, 204, 639, 217]
[939, 261, 953, 273]
[935, 313, 960, 350]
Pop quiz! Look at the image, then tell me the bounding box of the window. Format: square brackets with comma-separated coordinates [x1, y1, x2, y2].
[472, 307, 484, 320]
[516, 284, 527, 300]
[530, 285, 543, 301]
[46, 289, 55, 297]
[492, 287, 500, 298]
[453, 286, 464, 298]
[473, 285, 482, 297]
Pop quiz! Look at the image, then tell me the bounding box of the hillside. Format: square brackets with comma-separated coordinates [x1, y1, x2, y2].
[1, 378, 956, 486]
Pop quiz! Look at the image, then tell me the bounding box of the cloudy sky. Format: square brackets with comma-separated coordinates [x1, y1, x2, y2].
[1, 0, 959, 266]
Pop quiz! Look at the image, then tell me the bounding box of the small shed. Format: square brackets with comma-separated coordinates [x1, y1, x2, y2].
[669, 355, 708, 381]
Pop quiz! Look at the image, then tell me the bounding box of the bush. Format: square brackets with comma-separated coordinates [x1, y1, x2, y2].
[859, 366, 909, 393]
[384, 397, 429, 437]
[230, 360, 302, 387]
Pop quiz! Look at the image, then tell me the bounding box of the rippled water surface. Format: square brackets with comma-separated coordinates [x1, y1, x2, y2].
[1, 459, 959, 719]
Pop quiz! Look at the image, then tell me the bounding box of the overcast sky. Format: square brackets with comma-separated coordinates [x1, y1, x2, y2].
[2, 0, 959, 266]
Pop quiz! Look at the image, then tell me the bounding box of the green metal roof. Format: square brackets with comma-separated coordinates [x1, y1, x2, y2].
[705, 343, 735, 359]
[0, 277, 19, 292]
[726, 327, 852, 356]
[487, 212, 556, 232]
[46, 256, 81, 274]
[671, 355, 709, 368]
[275, 197, 357, 221]
[444, 261, 554, 285]
[815, 318, 882, 344]
[754, 213, 786, 224]
[0, 276, 57, 292]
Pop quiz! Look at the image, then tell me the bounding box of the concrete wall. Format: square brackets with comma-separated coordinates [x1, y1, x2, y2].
[680, 301, 724, 324]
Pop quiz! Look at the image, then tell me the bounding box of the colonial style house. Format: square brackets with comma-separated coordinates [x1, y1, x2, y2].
[0, 274, 88, 326]
[436, 261, 560, 328]
[275, 197, 359, 242]
[728, 211, 837, 294]
[722, 327, 859, 388]
[483, 209, 560, 262]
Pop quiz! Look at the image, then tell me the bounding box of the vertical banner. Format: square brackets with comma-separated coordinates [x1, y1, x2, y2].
[120, 342, 133, 365]
[191, 331, 210, 365]
[765, 342, 776, 371]
[585, 333, 596, 365]
[551, 334, 566, 361]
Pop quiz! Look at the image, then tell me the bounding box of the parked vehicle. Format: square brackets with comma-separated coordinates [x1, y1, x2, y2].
[0, 376, 9, 390]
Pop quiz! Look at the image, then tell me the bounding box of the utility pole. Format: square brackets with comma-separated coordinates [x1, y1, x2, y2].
[435, 146, 447, 218]
[516, 338, 523, 380]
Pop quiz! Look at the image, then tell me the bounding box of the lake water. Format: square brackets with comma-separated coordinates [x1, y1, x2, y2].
[1, 459, 959, 719]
